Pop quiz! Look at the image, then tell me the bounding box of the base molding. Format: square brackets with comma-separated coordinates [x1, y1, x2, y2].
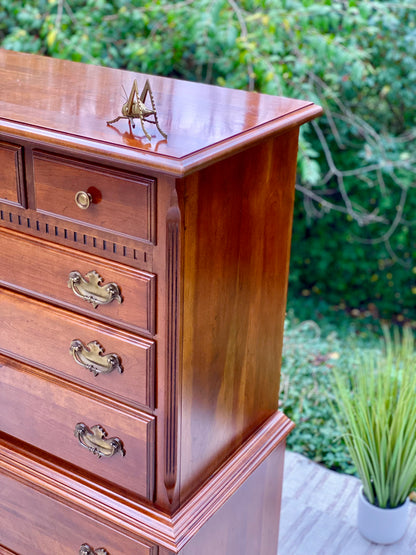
[0, 411, 293, 553]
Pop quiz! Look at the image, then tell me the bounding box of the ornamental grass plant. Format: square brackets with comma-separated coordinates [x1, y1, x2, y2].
[331, 327, 416, 509]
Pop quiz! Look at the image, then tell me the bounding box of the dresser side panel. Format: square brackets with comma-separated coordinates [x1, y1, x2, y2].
[178, 441, 286, 555]
[179, 129, 299, 500]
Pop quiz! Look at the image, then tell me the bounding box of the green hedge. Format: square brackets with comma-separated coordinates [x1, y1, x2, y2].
[1, 0, 415, 320]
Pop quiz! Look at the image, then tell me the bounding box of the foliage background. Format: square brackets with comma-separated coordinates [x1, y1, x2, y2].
[0, 0, 415, 321]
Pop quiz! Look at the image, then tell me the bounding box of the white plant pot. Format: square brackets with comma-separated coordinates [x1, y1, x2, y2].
[357, 487, 410, 544]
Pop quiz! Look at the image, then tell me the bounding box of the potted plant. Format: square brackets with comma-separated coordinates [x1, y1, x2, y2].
[331, 327, 416, 544]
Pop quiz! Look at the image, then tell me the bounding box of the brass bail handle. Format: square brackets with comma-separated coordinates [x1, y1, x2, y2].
[70, 339, 123, 377]
[74, 423, 125, 458]
[68, 270, 123, 309]
[75, 191, 92, 209]
[79, 544, 109, 555]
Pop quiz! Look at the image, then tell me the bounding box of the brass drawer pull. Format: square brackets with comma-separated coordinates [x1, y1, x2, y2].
[79, 545, 109, 555]
[74, 423, 125, 458]
[70, 339, 123, 377]
[75, 190, 92, 209]
[68, 270, 123, 308]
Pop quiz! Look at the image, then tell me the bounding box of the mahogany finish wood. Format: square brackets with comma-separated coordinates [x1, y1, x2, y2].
[33, 150, 156, 243]
[0, 226, 156, 335]
[0, 49, 321, 553]
[0, 50, 321, 174]
[177, 444, 285, 555]
[0, 471, 157, 555]
[0, 287, 155, 410]
[0, 411, 292, 552]
[0, 141, 25, 207]
[0, 356, 155, 500]
[178, 128, 300, 499]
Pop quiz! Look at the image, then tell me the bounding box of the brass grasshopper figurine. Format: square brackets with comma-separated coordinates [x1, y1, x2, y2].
[107, 79, 167, 141]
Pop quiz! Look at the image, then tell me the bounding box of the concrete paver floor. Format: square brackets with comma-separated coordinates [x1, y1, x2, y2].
[279, 451, 416, 555]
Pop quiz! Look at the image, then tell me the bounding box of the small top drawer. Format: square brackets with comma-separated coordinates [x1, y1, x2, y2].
[33, 151, 156, 243]
[0, 141, 25, 207]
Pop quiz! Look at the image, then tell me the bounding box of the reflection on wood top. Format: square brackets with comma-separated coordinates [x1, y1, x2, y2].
[0, 49, 322, 175]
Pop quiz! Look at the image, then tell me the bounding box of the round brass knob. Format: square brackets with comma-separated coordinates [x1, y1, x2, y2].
[75, 191, 92, 209]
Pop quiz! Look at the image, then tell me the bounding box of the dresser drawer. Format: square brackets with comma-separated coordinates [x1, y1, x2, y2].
[0, 227, 155, 335]
[0, 288, 155, 410]
[0, 471, 157, 555]
[33, 150, 156, 243]
[0, 358, 155, 500]
[0, 141, 25, 207]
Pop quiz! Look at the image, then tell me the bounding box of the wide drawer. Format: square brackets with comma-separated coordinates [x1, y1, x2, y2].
[0, 226, 155, 335]
[0, 470, 157, 555]
[0, 357, 155, 500]
[0, 140, 25, 207]
[0, 287, 155, 410]
[33, 150, 156, 244]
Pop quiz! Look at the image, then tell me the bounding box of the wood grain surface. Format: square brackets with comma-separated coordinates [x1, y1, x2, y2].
[0, 411, 293, 554]
[0, 226, 156, 335]
[33, 150, 156, 243]
[0, 49, 322, 554]
[0, 356, 155, 500]
[0, 49, 322, 174]
[0, 141, 24, 206]
[0, 470, 157, 555]
[0, 287, 155, 410]
[177, 128, 300, 501]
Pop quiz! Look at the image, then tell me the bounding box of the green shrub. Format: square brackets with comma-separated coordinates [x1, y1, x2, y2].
[1, 0, 415, 319]
[280, 316, 357, 473]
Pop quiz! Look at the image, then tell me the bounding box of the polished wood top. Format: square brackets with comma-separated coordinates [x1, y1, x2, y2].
[0, 49, 322, 175]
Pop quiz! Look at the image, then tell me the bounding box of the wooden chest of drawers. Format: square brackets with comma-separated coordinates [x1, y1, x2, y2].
[0, 49, 321, 554]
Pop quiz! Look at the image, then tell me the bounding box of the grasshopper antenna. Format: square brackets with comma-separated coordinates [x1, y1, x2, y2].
[121, 84, 128, 102]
